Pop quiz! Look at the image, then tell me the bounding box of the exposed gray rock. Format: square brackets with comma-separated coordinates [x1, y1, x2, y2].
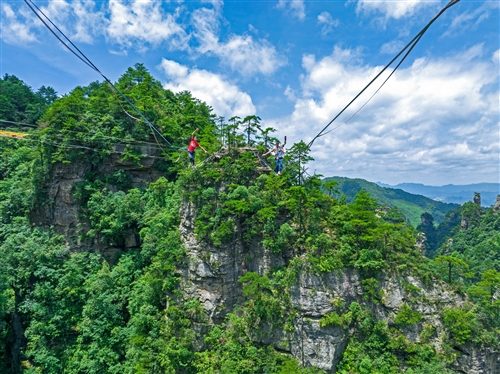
[451, 345, 500, 374]
[29, 147, 163, 252]
[178, 200, 500, 373]
[493, 194, 500, 213]
[30, 159, 92, 250]
[474, 192, 481, 206]
[178, 199, 289, 324]
[289, 319, 346, 372]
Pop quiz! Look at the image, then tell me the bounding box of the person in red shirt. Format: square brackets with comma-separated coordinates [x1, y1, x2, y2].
[188, 128, 208, 167]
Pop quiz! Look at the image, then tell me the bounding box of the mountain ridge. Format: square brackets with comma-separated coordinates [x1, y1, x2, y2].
[325, 176, 460, 226]
[376, 182, 500, 206]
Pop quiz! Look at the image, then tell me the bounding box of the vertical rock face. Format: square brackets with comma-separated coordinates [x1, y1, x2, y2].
[493, 194, 500, 213]
[30, 159, 93, 250]
[178, 201, 500, 373]
[452, 346, 500, 374]
[29, 146, 163, 252]
[178, 199, 289, 324]
[474, 192, 481, 206]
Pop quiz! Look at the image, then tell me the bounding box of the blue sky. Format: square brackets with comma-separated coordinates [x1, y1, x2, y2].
[1, 0, 499, 186]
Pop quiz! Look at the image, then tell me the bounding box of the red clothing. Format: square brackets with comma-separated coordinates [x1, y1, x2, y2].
[188, 138, 200, 151]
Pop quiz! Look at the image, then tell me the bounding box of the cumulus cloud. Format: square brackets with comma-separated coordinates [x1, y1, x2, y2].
[317, 11, 340, 36]
[1, 3, 38, 44]
[277, 0, 306, 20]
[39, 0, 105, 43]
[190, 6, 287, 76]
[107, 0, 188, 50]
[1, 0, 104, 45]
[1, 0, 189, 50]
[160, 59, 256, 118]
[2, 0, 284, 77]
[355, 0, 438, 20]
[266, 45, 499, 184]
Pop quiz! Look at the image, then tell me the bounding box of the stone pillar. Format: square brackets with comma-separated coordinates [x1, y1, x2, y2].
[473, 192, 481, 206]
[493, 194, 500, 213]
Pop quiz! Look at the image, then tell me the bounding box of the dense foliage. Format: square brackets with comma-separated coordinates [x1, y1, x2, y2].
[326, 177, 459, 226]
[1, 67, 499, 373]
[0, 74, 57, 125]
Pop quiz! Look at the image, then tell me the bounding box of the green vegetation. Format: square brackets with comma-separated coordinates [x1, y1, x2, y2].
[326, 177, 459, 226]
[394, 304, 422, 326]
[0, 67, 499, 373]
[0, 74, 57, 125]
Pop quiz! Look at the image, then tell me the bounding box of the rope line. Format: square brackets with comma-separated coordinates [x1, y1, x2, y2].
[319, 33, 425, 139]
[24, 0, 178, 152]
[0, 126, 167, 149]
[251, 150, 276, 174]
[0, 119, 38, 128]
[307, 0, 460, 149]
[7, 136, 165, 160]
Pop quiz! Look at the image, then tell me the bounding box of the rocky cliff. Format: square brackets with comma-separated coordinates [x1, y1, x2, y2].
[24, 153, 500, 373]
[29, 144, 163, 256]
[178, 197, 500, 373]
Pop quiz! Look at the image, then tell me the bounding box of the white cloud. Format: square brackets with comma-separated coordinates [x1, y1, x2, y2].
[356, 0, 438, 20]
[107, 0, 188, 50]
[493, 49, 500, 65]
[444, 1, 499, 37]
[160, 59, 256, 118]
[266, 45, 499, 185]
[39, 0, 105, 44]
[380, 40, 405, 54]
[284, 85, 296, 101]
[191, 6, 286, 76]
[1, 0, 105, 45]
[1, 3, 38, 44]
[317, 11, 340, 36]
[277, 0, 306, 20]
[1, 0, 189, 50]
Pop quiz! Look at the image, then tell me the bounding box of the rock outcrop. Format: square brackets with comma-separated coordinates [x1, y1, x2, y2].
[178, 199, 500, 373]
[30, 144, 163, 253]
[493, 194, 500, 213]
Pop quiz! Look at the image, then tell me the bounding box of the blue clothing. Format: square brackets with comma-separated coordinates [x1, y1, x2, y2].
[275, 157, 283, 173]
[188, 150, 195, 165]
[275, 145, 284, 158]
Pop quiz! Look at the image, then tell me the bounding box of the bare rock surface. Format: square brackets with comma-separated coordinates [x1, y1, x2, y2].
[30, 147, 162, 252]
[178, 199, 500, 373]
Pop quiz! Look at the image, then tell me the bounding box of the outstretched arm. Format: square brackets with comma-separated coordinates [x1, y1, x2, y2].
[191, 128, 199, 138]
[199, 145, 208, 153]
[283, 136, 287, 146]
[263, 147, 276, 156]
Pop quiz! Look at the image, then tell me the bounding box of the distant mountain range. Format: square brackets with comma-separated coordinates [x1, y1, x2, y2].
[376, 182, 500, 206]
[324, 177, 460, 227]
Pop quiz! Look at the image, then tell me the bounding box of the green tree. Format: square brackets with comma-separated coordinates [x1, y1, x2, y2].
[242, 115, 261, 146]
[0, 74, 56, 124]
[435, 255, 469, 284]
[468, 269, 500, 315]
[284, 140, 313, 185]
[258, 126, 277, 149]
[323, 179, 339, 198]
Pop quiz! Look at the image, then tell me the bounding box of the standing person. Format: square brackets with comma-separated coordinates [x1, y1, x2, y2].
[263, 136, 286, 175]
[188, 128, 208, 168]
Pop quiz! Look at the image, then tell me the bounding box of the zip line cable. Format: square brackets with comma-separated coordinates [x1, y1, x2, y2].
[4, 135, 166, 160]
[319, 33, 425, 139]
[307, 0, 460, 149]
[0, 123, 165, 148]
[23, 0, 178, 153]
[0, 119, 38, 128]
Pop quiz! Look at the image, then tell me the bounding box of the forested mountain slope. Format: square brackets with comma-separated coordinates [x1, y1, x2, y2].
[378, 182, 500, 206]
[325, 176, 459, 226]
[0, 67, 499, 373]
